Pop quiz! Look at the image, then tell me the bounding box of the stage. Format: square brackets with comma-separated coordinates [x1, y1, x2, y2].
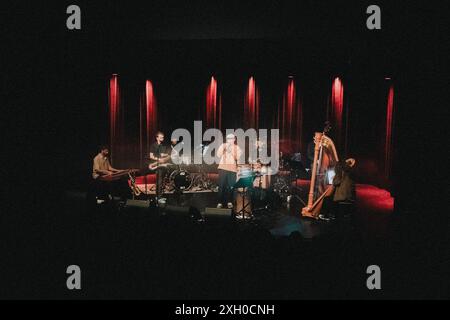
[66, 182, 394, 239]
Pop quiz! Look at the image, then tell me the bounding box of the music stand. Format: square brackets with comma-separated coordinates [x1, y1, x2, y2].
[288, 157, 307, 206]
[233, 174, 255, 219]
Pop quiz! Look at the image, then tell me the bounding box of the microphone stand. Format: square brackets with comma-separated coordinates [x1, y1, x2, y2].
[155, 144, 161, 204]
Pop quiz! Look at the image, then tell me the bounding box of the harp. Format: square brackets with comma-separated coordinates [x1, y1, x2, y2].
[301, 123, 339, 219]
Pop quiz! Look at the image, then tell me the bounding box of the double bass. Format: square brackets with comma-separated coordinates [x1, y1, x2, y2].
[301, 123, 339, 219]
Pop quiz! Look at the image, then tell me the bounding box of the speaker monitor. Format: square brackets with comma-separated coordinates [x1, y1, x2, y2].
[162, 205, 203, 220]
[125, 199, 150, 208]
[204, 207, 233, 219]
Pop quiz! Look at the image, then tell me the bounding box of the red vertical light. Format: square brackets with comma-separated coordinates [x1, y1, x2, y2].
[206, 76, 219, 128]
[218, 93, 222, 131]
[280, 78, 302, 152]
[331, 77, 344, 145]
[146, 80, 157, 150]
[385, 84, 394, 178]
[244, 77, 259, 129]
[109, 74, 120, 160]
[287, 79, 295, 132]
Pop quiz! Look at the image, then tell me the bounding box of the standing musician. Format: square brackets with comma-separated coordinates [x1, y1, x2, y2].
[216, 133, 242, 209]
[148, 131, 170, 198]
[92, 145, 131, 201]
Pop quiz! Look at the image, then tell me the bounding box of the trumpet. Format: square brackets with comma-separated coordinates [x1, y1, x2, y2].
[128, 172, 142, 196]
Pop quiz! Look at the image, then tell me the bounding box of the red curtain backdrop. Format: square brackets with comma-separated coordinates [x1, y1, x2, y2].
[146, 80, 158, 151]
[108, 74, 120, 162]
[244, 77, 260, 129]
[330, 77, 344, 147]
[279, 78, 302, 153]
[205, 76, 222, 130]
[385, 84, 395, 178]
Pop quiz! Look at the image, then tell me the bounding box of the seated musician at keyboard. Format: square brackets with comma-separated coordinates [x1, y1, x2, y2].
[92, 145, 131, 201]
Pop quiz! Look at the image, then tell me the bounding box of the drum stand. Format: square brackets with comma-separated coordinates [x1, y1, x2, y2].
[289, 170, 306, 206]
[235, 187, 252, 218]
[233, 175, 255, 219]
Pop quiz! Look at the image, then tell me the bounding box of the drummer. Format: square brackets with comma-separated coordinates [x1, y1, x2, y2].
[249, 139, 271, 189]
[248, 139, 265, 170]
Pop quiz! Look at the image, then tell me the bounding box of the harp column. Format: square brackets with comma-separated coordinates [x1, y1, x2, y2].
[304, 132, 322, 209]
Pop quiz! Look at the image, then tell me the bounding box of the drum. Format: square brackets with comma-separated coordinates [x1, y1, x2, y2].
[170, 170, 192, 190]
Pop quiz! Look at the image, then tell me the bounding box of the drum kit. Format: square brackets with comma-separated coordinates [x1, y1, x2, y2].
[157, 149, 216, 194]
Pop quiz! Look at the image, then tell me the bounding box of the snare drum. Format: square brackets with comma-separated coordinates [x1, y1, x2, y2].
[252, 165, 272, 189]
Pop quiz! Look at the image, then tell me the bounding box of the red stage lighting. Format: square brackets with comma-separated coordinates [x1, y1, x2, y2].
[244, 76, 259, 129]
[145, 80, 157, 149]
[109, 74, 120, 160]
[331, 77, 344, 146]
[205, 76, 221, 129]
[385, 85, 394, 178]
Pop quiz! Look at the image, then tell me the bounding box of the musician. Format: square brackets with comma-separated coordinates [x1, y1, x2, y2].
[248, 139, 265, 167]
[92, 145, 130, 201]
[319, 158, 356, 221]
[333, 158, 356, 202]
[149, 131, 170, 198]
[149, 131, 168, 161]
[216, 133, 242, 209]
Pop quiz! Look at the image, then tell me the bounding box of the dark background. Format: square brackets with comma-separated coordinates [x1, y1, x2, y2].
[2, 0, 447, 299]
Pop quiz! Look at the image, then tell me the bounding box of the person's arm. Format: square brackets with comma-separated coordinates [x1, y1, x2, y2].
[149, 152, 159, 161]
[107, 160, 121, 173]
[344, 158, 355, 172]
[150, 152, 170, 162]
[159, 148, 170, 161]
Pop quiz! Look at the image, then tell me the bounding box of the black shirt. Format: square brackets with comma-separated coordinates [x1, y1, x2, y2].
[149, 142, 168, 159]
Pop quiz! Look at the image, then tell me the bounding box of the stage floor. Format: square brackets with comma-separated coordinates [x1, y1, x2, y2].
[65, 183, 394, 241]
